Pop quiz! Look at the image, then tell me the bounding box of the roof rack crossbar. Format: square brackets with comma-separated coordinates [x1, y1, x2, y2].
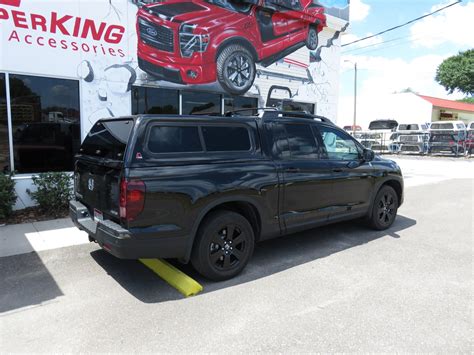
[262, 110, 333, 124]
[224, 107, 272, 117]
[222, 108, 333, 125]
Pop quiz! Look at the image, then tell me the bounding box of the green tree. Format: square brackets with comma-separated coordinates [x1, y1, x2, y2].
[457, 97, 474, 104]
[435, 49, 474, 95]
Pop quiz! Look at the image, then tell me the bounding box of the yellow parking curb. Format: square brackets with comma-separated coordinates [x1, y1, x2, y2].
[139, 258, 203, 297]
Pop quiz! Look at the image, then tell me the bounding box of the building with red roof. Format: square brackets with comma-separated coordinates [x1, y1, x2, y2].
[417, 94, 474, 123]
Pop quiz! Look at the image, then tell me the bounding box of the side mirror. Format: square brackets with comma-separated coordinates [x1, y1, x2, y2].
[362, 148, 375, 162]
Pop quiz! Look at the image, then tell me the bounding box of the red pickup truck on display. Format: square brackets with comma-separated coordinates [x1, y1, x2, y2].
[136, 0, 327, 94]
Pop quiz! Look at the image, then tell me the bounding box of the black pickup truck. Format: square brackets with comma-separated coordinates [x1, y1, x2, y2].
[70, 110, 404, 280]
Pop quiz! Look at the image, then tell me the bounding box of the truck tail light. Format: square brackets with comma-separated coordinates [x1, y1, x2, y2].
[120, 178, 146, 222]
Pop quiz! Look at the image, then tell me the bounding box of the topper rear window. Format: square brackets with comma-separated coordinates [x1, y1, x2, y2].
[79, 119, 133, 160]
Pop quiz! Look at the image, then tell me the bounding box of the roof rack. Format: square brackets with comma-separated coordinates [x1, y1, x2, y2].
[261, 110, 333, 124]
[224, 107, 276, 117]
[223, 108, 333, 125]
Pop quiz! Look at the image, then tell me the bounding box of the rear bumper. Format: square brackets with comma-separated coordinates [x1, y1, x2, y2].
[69, 200, 188, 259]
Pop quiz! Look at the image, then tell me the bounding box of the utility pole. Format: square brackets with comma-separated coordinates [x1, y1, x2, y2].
[353, 62, 357, 137]
[344, 60, 358, 136]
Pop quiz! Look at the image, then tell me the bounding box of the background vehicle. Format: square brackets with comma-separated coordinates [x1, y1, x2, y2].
[393, 123, 430, 155]
[354, 131, 381, 150]
[136, 0, 327, 95]
[367, 119, 398, 153]
[343, 125, 362, 133]
[428, 121, 466, 156]
[70, 111, 404, 281]
[466, 121, 474, 155]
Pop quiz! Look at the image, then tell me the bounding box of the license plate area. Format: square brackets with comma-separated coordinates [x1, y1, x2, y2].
[94, 208, 103, 222]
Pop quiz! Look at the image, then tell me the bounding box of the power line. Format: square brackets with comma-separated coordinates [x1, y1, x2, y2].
[342, 0, 462, 47]
[342, 35, 410, 54]
[342, 30, 457, 56]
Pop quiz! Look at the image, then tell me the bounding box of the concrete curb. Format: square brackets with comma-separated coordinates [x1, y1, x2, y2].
[0, 218, 89, 258]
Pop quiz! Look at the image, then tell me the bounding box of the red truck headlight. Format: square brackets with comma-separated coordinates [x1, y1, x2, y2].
[179, 23, 210, 58]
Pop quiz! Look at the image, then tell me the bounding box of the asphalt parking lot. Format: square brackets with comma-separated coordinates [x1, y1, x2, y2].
[1, 156, 472, 352]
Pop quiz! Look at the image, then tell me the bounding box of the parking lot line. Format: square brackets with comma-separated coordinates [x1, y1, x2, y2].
[139, 258, 203, 297]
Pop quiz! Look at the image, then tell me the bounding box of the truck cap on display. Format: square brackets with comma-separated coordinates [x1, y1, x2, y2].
[397, 123, 429, 132]
[368, 120, 398, 131]
[429, 121, 466, 131]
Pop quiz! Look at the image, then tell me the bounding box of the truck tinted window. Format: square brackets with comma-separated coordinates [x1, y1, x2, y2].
[431, 123, 453, 130]
[284, 124, 318, 159]
[202, 126, 251, 151]
[430, 134, 454, 142]
[267, 124, 290, 159]
[148, 126, 202, 153]
[80, 119, 133, 160]
[398, 124, 419, 131]
[369, 120, 398, 130]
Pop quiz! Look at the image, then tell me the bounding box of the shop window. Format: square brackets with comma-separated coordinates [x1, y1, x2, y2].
[223, 96, 258, 115]
[9, 74, 81, 174]
[281, 100, 315, 114]
[0, 74, 10, 173]
[182, 91, 221, 115]
[267, 98, 315, 114]
[131, 86, 179, 115]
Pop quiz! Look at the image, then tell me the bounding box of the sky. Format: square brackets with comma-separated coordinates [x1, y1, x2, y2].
[337, 0, 474, 127]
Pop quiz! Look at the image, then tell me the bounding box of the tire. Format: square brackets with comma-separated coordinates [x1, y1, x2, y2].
[368, 185, 399, 230]
[216, 44, 256, 95]
[305, 26, 319, 50]
[191, 210, 255, 281]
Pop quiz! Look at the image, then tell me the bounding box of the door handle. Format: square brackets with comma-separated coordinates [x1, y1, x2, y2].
[332, 168, 343, 173]
[285, 167, 300, 173]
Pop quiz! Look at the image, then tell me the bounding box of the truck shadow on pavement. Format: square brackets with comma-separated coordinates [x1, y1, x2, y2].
[0, 252, 64, 314]
[91, 215, 416, 303]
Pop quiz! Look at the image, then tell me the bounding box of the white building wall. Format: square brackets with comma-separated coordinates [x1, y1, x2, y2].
[382, 93, 434, 126]
[344, 93, 434, 129]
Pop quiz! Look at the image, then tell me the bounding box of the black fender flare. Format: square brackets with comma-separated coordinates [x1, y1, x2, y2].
[183, 196, 264, 262]
[367, 176, 403, 218]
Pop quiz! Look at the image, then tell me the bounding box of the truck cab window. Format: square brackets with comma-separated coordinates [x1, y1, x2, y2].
[318, 125, 360, 161]
[284, 123, 319, 159]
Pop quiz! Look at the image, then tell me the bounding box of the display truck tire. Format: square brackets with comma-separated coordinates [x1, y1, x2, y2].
[217, 44, 256, 95]
[305, 26, 319, 50]
[191, 210, 255, 281]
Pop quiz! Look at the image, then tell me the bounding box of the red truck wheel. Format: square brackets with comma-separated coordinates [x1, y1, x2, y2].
[217, 44, 256, 95]
[305, 26, 319, 50]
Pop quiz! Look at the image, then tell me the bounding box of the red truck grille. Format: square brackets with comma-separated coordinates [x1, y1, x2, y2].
[138, 18, 174, 53]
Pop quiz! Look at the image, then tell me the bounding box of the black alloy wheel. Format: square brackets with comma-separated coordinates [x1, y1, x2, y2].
[209, 224, 247, 270]
[369, 185, 399, 230]
[191, 210, 255, 281]
[217, 44, 256, 95]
